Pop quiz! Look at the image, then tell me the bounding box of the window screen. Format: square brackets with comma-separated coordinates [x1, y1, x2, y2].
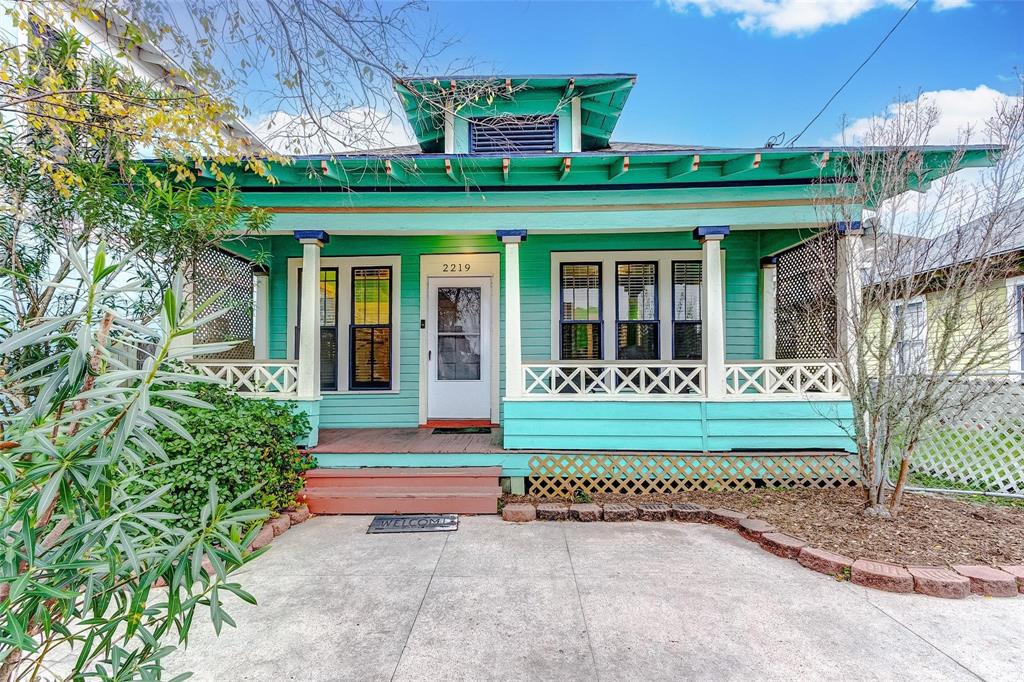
[672, 261, 703, 360]
[616, 262, 658, 360]
[469, 116, 558, 153]
[350, 267, 392, 389]
[560, 263, 602, 360]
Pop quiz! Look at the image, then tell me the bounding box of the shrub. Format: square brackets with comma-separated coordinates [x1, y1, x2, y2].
[151, 382, 314, 526]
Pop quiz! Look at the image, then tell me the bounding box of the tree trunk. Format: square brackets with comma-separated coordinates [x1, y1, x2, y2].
[889, 448, 913, 518]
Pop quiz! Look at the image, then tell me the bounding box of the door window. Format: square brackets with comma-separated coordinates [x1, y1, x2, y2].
[436, 287, 482, 380]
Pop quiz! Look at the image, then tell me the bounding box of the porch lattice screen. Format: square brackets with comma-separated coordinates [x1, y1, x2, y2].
[189, 247, 255, 360]
[775, 233, 837, 360]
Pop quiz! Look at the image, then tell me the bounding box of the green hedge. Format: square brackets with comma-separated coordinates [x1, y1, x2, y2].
[151, 383, 315, 526]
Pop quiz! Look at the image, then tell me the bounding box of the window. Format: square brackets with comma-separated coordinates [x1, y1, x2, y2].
[350, 267, 392, 389]
[469, 116, 558, 153]
[672, 261, 703, 360]
[1016, 284, 1024, 372]
[437, 286, 483, 380]
[893, 299, 927, 374]
[616, 262, 659, 360]
[559, 263, 602, 360]
[295, 268, 339, 391]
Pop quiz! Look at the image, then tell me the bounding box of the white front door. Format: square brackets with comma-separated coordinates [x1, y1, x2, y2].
[427, 276, 492, 420]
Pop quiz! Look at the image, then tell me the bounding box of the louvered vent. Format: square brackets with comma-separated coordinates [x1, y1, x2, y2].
[469, 116, 558, 153]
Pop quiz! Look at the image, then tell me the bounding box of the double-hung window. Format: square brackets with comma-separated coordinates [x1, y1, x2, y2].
[672, 261, 703, 360]
[350, 267, 392, 389]
[893, 299, 927, 374]
[559, 263, 602, 360]
[616, 262, 659, 360]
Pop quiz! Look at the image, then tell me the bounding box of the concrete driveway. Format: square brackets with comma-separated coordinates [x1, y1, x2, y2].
[167, 516, 1024, 681]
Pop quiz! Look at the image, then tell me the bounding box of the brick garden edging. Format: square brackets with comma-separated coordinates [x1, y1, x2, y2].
[501, 502, 1023, 600]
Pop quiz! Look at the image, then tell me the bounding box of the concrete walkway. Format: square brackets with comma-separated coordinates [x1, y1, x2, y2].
[167, 516, 1024, 681]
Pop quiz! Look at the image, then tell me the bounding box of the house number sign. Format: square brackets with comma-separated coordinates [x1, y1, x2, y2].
[441, 262, 472, 273]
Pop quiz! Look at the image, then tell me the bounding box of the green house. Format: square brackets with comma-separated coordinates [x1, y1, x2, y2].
[182, 74, 996, 513]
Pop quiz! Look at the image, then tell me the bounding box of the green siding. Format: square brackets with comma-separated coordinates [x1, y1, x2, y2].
[503, 400, 855, 452]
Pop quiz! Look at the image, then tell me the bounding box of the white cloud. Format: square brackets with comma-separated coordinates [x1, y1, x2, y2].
[663, 0, 968, 36]
[248, 106, 417, 155]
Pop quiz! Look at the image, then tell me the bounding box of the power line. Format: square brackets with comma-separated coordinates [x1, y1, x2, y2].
[787, 0, 919, 147]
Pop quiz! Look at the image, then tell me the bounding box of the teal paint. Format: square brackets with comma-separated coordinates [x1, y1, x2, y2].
[502, 399, 856, 452]
[313, 452, 534, 477]
[291, 399, 321, 447]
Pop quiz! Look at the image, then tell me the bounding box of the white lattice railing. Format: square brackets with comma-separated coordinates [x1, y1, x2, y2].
[724, 361, 846, 397]
[192, 360, 299, 397]
[522, 362, 706, 398]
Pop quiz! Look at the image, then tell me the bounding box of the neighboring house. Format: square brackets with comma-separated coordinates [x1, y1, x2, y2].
[165, 73, 994, 512]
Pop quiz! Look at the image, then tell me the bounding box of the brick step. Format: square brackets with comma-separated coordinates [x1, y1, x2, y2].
[302, 467, 501, 515]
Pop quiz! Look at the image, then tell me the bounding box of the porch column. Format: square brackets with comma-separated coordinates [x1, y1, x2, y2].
[252, 264, 270, 360]
[295, 230, 328, 400]
[696, 226, 729, 399]
[836, 222, 865, 376]
[498, 229, 527, 398]
[760, 256, 777, 360]
[169, 263, 194, 355]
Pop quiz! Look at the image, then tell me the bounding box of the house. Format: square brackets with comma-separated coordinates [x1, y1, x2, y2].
[174, 73, 997, 513]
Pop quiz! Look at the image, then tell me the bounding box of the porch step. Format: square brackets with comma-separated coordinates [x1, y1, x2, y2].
[302, 466, 501, 515]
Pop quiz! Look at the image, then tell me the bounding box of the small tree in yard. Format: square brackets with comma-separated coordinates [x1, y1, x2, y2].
[0, 248, 268, 680]
[812, 86, 1024, 519]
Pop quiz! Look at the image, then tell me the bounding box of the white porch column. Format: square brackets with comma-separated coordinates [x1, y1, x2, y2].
[169, 263, 194, 354]
[836, 221, 865, 375]
[760, 256, 778, 361]
[252, 264, 270, 360]
[696, 226, 729, 399]
[498, 229, 526, 398]
[570, 97, 582, 153]
[295, 230, 328, 400]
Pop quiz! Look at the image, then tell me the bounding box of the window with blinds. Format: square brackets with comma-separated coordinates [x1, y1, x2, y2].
[616, 262, 658, 360]
[350, 267, 392, 389]
[672, 261, 703, 360]
[560, 263, 602, 360]
[469, 116, 559, 153]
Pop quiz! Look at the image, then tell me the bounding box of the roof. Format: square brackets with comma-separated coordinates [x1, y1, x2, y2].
[920, 199, 1024, 272]
[393, 74, 636, 153]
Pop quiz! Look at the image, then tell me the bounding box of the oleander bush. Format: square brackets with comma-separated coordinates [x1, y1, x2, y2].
[151, 382, 315, 526]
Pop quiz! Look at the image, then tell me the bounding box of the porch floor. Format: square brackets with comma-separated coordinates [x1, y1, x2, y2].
[312, 427, 508, 454]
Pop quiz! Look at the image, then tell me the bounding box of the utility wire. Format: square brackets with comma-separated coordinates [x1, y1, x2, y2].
[787, 0, 920, 147]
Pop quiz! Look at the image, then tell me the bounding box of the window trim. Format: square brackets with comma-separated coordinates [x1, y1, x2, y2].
[558, 261, 603, 360]
[671, 259, 704, 361]
[549, 249, 718, 363]
[614, 260, 660, 360]
[349, 265, 394, 391]
[1008, 276, 1024, 374]
[891, 296, 927, 375]
[287, 255, 402, 394]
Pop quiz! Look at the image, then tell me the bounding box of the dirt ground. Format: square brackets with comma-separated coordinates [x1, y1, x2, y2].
[504, 487, 1024, 566]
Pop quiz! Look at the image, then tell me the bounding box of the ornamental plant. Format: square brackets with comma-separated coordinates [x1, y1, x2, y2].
[149, 384, 314, 528]
[0, 246, 267, 681]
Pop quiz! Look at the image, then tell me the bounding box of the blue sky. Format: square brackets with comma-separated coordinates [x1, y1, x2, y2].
[409, 0, 1022, 148]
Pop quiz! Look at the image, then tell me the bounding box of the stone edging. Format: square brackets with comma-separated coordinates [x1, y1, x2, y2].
[502, 502, 1024, 599]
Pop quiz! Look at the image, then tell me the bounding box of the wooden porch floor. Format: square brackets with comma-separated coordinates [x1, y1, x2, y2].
[312, 427, 509, 454]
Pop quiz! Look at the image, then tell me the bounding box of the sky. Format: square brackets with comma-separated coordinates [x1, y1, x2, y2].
[353, 0, 1023, 149]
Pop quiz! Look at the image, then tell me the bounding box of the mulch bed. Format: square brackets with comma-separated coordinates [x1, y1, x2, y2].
[504, 488, 1024, 566]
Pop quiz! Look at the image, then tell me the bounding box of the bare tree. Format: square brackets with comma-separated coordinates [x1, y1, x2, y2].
[811, 85, 1024, 518]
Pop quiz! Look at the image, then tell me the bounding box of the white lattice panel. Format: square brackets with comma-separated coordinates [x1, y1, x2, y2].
[522, 363, 705, 398]
[193, 361, 299, 397]
[912, 375, 1024, 496]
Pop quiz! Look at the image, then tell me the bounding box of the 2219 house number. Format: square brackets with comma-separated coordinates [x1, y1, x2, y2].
[441, 263, 471, 272]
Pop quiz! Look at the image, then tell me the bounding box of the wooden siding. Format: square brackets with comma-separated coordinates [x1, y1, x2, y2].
[255, 229, 808, 429]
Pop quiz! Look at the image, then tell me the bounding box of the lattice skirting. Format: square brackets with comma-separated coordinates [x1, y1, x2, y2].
[528, 452, 859, 498]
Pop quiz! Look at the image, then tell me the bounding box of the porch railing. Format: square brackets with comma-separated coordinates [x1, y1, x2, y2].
[724, 361, 846, 397]
[522, 362, 706, 398]
[192, 360, 299, 397]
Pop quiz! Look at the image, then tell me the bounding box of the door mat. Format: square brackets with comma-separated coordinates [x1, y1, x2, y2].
[367, 514, 459, 534]
[432, 427, 492, 434]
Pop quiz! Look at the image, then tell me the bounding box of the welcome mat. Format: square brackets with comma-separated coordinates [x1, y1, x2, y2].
[367, 514, 459, 534]
[432, 427, 492, 434]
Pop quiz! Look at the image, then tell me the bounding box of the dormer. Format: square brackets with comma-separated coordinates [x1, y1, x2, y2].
[395, 74, 636, 154]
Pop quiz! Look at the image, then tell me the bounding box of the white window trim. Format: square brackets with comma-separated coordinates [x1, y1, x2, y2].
[287, 255, 402, 394]
[549, 249, 722, 362]
[1007, 276, 1024, 374]
[891, 295, 927, 374]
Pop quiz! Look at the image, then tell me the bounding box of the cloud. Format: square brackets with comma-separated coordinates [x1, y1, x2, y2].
[248, 106, 418, 155]
[662, 0, 969, 36]
[832, 85, 1019, 145]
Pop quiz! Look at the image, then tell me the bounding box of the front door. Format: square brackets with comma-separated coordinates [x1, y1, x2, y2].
[427, 277, 492, 420]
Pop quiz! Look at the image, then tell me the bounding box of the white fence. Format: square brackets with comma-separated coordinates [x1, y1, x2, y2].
[724, 361, 846, 397]
[192, 361, 299, 397]
[522, 362, 706, 398]
[910, 373, 1024, 497]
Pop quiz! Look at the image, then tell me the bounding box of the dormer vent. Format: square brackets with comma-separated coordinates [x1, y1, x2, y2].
[469, 116, 559, 154]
